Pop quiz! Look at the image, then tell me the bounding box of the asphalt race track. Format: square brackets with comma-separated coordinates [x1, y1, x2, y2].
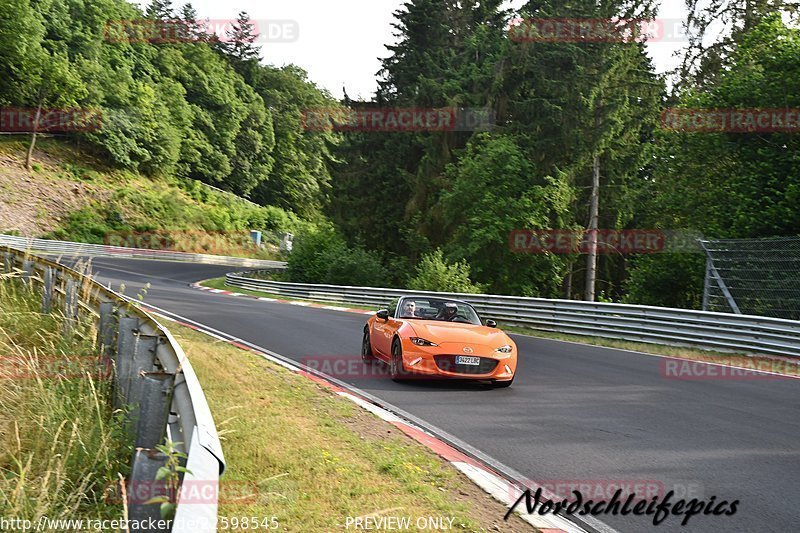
[80, 257, 800, 533]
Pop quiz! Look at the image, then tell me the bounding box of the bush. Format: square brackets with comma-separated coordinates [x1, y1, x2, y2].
[45, 205, 126, 244]
[324, 247, 388, 287]
[622, 253, 706, 309]
[285, 226, 346, 284]
[286, 226, 389, 286]
[408, 249, 486, 294]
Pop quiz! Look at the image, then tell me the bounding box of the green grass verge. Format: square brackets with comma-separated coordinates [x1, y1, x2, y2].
[0, 277, 129, 521]
[171, 323, 534, 531]
[0, 137, 300, 259]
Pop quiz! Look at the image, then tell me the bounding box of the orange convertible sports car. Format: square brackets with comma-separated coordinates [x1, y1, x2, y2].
[362, 296, 517, 387]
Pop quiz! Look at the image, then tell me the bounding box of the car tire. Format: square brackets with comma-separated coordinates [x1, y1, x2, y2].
[493, 377, 514, 388]
[361, 328, 375, 363]
[390, 338, 407, 382]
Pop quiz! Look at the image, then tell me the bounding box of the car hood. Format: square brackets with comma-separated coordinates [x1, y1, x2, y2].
[406, 321, 510, 347]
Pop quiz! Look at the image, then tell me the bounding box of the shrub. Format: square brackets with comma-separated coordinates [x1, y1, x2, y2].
[324, 246, 388, 287]
[408, 249, 486, 294]
[622, 253, 705, 309]
[286, 226, 389, 286]
[285, 226, 346, 284]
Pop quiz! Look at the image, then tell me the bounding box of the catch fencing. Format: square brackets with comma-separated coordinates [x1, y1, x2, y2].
[2, 245, 224, 532]
[700, 237, 800, 320]
[225, 272, 800, 359]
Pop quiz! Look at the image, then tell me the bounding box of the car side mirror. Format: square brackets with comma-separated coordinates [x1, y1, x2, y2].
[485, 319, 497, 328]
[376, 309, 390, 320]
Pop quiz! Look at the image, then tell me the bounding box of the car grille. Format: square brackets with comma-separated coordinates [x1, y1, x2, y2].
[433, 355, 498, 375]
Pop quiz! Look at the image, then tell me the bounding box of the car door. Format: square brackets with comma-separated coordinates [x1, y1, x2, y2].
[372, 300, 399, 357]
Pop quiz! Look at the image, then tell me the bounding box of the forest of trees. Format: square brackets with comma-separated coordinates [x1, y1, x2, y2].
[1, 0, 798, 308]
[0, 0, 340, 212]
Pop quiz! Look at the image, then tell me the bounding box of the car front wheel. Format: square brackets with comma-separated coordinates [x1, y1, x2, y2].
[361, 328, 375, 363]
[390, 339, 407, 382]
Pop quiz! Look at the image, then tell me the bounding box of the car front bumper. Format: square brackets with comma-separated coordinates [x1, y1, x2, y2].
[399, 339, 517, 381]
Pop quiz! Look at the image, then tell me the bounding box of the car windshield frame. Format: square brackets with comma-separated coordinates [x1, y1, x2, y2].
[397, 297, 482, 325]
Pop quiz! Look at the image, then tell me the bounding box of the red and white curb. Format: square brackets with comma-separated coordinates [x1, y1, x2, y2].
[144, 302, 585, 533]
[191, 282, 374, 315]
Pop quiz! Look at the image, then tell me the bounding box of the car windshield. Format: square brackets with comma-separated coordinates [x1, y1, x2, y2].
[398, 297, 481, 325]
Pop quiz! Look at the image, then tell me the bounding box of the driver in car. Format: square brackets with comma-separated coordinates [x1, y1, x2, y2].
[436, 302, 458, 321]
[401, 300, 418, 318]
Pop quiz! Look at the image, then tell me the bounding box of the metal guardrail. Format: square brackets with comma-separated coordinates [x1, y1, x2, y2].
[2, 245, 224, 532]
[226, 273, 800, 358]
[0, 234, 286, 269]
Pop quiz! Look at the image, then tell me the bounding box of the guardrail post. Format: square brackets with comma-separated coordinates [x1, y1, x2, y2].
[2, 252, 14, 273]
[128, 448, 171, 532]
[97, 302, 117, 360]
[115, 317, 139, 409]
[134, 372, 175, 449]
[21, 260, 35, 284]
[63, 278, 79, 335]
[127, 334, 160, 408]
[42, 267, 55, 313]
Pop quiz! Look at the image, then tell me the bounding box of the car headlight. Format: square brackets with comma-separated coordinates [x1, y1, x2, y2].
[411, 337, 439, 347]
[495, 345, 513, 354]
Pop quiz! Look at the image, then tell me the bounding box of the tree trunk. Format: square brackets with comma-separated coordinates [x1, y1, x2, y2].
[585, 153, 600, 301]
[564, 261, 573, 299]
[744, 0, 755, 31]
[25, 103, 42, 171]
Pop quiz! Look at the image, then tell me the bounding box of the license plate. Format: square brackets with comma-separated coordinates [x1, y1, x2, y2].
[456, 356, 480, 366]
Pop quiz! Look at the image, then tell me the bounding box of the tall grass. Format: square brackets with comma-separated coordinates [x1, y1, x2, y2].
[0, 275, 129, 521]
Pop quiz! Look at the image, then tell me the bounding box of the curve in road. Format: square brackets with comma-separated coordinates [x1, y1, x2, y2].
[82, 257, 800, 533]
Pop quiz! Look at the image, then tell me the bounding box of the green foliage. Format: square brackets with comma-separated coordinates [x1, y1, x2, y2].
[1, 0, 796, 309]
[46, 204, 125, 244]
[0, 279, 129, 520]
[408, 249, 486, 294]
[325, 247, 389, 288]
[224, 11, 261, 64]
[0, 0, 45, 106]
[0, 0, 332, 213]
[43, 167, 301, 246]
[330, 0, 663, 299]
[144, 439, 189, 521]
[623, 254, 706, 310]
[250, 65, 340, 218]
[439, 133, 573, 296]
[285, 226, 346, 285]
[285, 226, 388, 287]
[647, 15, 800, 238]
[622, 15, 800, 306]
